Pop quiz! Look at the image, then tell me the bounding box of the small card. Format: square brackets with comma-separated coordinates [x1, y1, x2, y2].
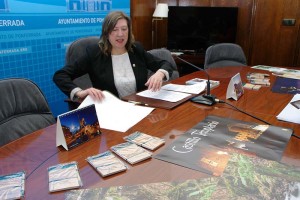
[111, 142, 152, 165]
[226, 73, 244, 100]
[86, 151, 127, 177]
[124, 131, 165, 151]
[0, 171, 25, 200]
[56, 104, 101, 150]
[48, 161, 82, 192]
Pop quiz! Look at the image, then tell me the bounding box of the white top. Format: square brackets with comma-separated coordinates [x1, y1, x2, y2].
[112, 52, 136, 98]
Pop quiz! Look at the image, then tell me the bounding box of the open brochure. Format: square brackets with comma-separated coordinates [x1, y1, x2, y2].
[86, 151, 127, 177]
[78, 91, 155, 132]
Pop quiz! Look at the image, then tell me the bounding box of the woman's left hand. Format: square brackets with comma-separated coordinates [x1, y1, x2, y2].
[145, 71, 165, 91]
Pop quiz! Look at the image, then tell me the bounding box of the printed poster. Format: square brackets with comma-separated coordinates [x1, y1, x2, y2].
[65, 153, 300, 200]
[154, 115, 293, 175]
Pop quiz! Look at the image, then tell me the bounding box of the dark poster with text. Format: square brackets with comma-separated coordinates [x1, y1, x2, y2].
[154, 115, 293, 175]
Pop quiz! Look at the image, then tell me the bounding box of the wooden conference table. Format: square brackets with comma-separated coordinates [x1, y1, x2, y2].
[1, 66, 299, 199]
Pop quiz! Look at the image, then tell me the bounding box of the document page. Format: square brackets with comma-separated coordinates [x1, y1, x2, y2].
[137, 89, 191, 102]
[78, 91, 155, 132]
[277, 94, 300, 124]
[161, 83, 206, 94]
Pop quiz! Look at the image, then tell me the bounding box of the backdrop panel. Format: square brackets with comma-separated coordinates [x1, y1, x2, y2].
[0, 0, 130, 116]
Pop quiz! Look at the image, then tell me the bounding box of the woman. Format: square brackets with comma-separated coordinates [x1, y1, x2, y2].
[53, 11, 173, 102]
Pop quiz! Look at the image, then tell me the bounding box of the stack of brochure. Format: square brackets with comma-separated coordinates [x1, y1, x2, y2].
[0, 171, 25, 200]
[124, 131, 165, 151]
[246, 72, 270, 86]
[111, 142, 152, 164]
[86, 151, 127, 177]
[48, 161, 82, 192]
[252, 65, 300, 80]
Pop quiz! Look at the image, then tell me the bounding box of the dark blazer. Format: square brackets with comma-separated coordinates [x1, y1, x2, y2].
[53, 42, 173, 98]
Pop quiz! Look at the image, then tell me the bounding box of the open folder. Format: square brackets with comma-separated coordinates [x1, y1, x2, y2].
[78, 91, 155, 132]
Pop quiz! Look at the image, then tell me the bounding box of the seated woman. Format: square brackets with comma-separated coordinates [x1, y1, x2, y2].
[53, 11, 173, 102]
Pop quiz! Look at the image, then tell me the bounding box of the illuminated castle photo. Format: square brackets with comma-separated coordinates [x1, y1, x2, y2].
[60, 105, 101, 149]
[226, 123, 269, 150]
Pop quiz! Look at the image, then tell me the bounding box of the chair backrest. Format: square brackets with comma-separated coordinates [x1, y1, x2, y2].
[65, 36, 100, 89]
[148, 48, 180, 80]
[204, 43, 247, 69]
[0, 78, 56, 146]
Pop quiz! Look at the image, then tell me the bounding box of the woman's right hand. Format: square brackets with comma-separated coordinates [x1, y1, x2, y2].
[76, 88, 105, 102]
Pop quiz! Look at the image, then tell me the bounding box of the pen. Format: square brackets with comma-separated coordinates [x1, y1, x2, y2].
[128, 100, 149, 106]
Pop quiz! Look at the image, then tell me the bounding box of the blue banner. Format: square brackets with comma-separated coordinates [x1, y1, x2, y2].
[0, 0, 130, 116]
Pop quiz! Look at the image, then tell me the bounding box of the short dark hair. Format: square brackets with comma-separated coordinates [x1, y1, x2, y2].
[99, 11, 135, 55]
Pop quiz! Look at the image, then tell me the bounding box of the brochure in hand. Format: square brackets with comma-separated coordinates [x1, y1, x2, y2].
[124, 131, 165, 151]
[48, 161, 82, 192]
[86, 151, 127, 177]
[111, 142, 152, 164]
[0, 171, 25, 200]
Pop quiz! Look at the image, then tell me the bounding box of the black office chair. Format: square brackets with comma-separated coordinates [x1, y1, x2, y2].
[64, 36, 99, 110]
[204, 43, 247, 69]
[0, 78, 56, 146]
[65, 36, 99, 89]
[148, 48, 180, 80]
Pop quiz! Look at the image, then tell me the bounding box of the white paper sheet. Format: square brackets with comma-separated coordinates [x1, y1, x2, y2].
[161, 83, 206, 94]
[276, 94, 300, 124]
[137, 89, 191, 102]
[78, 91, 155, 132]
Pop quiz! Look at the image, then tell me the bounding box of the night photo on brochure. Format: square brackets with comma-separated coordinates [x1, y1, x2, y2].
[59, 104, 101, 149]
